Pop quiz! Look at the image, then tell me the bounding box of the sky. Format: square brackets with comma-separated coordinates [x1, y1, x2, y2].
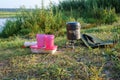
[0, 0, 60, 8]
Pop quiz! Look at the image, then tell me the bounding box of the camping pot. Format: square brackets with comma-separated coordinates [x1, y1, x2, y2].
[66, 22, 81, 40]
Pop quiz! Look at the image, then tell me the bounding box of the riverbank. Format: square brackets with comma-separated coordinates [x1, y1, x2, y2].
[0, 11, 19, 18]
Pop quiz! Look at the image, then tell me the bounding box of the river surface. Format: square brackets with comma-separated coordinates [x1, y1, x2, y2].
[0, 18, 8, 32]
[0, 18, 7, 32]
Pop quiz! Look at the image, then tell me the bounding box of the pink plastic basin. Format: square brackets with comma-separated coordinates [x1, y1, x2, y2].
[45, 45, 57, 50]
[30, 45, 45, 49]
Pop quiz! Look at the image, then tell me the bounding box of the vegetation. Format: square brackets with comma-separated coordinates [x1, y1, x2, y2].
[0, 8, 68, 38]
[0, 0, 119, 38]
[55, 0, 118, 24]
[0, 0, 120, 79]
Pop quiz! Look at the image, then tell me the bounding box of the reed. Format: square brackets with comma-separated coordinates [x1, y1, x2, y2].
[55, 0, 118, 24]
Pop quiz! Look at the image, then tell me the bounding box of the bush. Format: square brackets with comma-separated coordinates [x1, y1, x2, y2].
[102, 8, 117, 24]
[1, 19, 21, 38]
[0, 8, 67, 38]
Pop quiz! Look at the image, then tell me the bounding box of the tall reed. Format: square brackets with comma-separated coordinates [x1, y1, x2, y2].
[54, 0, 118, 24]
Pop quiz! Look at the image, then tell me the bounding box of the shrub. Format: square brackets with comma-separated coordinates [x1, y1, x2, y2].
[0, 8, 67, 38]
[1, 19, 21, 38]
[102, 8, 117, 24]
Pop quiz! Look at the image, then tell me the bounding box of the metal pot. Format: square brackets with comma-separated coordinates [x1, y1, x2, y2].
[66, 22, 81, 40]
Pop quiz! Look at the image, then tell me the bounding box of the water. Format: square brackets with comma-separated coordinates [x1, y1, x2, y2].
[0, 18, 7, 32]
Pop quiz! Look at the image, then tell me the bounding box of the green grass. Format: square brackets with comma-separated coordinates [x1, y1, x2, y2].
[0, 23, 120, 80]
